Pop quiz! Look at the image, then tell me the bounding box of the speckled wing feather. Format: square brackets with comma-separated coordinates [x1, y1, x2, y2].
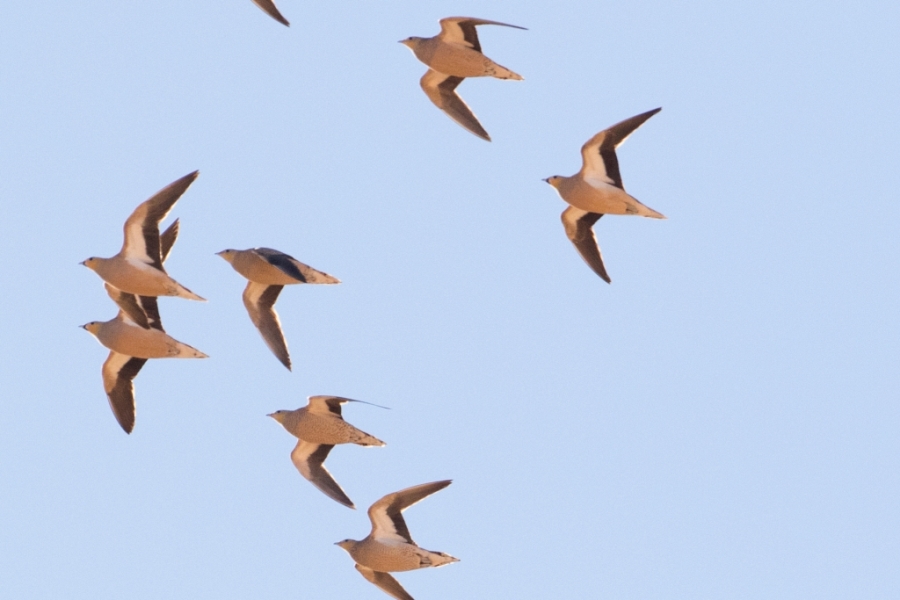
[355, 565, 414, 600]
[561, 207, 610, 283]
[291, 440, 354, 508]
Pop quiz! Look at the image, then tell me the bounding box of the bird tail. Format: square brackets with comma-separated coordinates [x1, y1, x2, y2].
[421, 550, 460, 568]
[172, 281, 206, 301]
[173, 342, 208, 358]
[488, 62, 523, 81]
[354, 430, 386, 447]
[625, 198, 666, 219]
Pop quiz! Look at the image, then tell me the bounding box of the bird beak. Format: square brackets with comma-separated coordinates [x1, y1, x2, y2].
[541, 177, 550, 183]
[79, 260, 87, 266]
[79, 324, 87, 330]
[266, 413, 275, 419]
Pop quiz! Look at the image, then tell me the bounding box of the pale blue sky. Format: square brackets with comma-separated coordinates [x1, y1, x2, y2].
[2, 1, 899, 598]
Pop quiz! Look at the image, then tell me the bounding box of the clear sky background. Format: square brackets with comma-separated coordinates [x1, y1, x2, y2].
[2, 1, 899, 598]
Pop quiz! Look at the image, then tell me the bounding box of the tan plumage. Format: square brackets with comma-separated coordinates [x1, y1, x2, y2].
[336, 480, 458, 600]
[81, 171, 204, 300]
[82, 314, 207, 359]
[250, 0, 289, 26]
[216, 247, 339, 370]
[96, 220, 184, 433]
[545, 108, 665, 282]
[269, 396, 385, 509]
[400, 17, 526, 141]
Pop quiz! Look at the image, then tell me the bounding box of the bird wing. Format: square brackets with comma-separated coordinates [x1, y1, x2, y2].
[242, 281, 291, 370]
[121, 171, 198, 269]
[251, 0, 289, 26]
[561, 207, 610, 283]
[579, 108, 661, 189]
[101, 351, 147, 434]
[307, 396, 348, 417]
[159, 218, 179, 261]
[437, 17, 527, 52]
[355, 565, 414, 600]
[250, 247, 310, 282]
[291, 440, 354, 508]
[105, 283, 152, 329]
[420, 70, 490, 141]
[368, 480, 453, 544]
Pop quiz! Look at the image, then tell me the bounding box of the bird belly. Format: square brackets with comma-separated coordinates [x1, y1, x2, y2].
[97, 260, 174, 296]
[352, 541, 422, 573]
[428, 45, 496, 78]
[563, 179, 645, 216]
[98, 325, 173, 358]
[294, 415, 358, 445]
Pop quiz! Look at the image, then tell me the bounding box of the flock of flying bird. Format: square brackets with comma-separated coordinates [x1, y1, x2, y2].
[78, 8, 666, 600]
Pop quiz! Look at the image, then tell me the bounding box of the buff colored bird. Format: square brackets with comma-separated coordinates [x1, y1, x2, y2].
[216, 247, 339, 370]
[400, 17, 526, 141]
[336, 480, 459, 600]
[268, 396, 386, 508]
[93, 220, 182, 432]
[81, 171, 204, 300]
[544, 108, 665, 283]
[81, 309, 207, 433]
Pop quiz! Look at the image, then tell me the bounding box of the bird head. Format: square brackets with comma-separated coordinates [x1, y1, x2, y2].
[80, 321, 102, 335]
[215, 249, 237, 264]
[542, 176, 563, 189]
[334, 540, 356, 552]
[398, 36, 422, 49]
[266, 410, 289, 424]
[80, 257, 101, 270]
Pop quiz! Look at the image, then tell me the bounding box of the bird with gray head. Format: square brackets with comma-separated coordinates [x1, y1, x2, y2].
[400, 17, 526, 141]
[268, 396, 386, 509]
[335, 480, 458, 600]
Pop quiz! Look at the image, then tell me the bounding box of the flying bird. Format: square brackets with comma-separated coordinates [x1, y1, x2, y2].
[104, 219, 180, 330]
[81, 310, 207, 433]
[81, 171, 205, 300]
[250, 0, 290, 27]
[216, 247, 339, 370]
[268, 396, 386, 508]
[84, 220, 201, 433]
[336, 480, 459, 600]
[544, 108, 665, 283]
[400, 17, 526, 141]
